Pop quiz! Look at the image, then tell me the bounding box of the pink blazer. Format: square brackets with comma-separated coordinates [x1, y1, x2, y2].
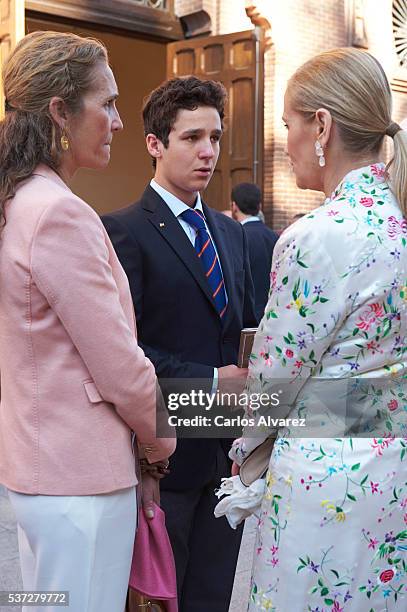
[0, 165, 175, 495]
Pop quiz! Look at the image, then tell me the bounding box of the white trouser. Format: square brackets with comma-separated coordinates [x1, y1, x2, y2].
[8, 487, 137, 612]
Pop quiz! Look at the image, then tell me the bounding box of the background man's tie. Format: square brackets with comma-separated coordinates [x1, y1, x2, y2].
[181, 208, 227, 320]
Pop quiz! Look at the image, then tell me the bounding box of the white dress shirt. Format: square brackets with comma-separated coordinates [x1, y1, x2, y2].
[150, 179, 221, 391]
[240, 215, 261, 225]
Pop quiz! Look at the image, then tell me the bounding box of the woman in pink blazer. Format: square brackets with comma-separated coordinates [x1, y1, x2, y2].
[0, 31, 175, 612]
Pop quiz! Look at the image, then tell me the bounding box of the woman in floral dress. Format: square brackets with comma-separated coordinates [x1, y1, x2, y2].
[231, 48, 407, 611]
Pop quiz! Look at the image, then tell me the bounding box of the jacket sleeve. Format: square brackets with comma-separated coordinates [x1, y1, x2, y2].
[231, 221, 347, 464]
[31, 195, 175, 464]
[102, 213, 215, 384]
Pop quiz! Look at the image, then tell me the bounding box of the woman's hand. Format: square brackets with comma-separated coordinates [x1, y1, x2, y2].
[140, 458, 170, 480]
[139, 458, 170, 519]
[231, 461, 240, 476]
[141, 471, 160, 519]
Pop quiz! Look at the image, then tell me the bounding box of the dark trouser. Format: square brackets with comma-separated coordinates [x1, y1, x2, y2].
[161, 445, 244, 612]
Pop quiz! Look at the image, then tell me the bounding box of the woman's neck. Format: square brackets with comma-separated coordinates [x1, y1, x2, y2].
[56, 158, 76, 185]
[322, 154, 382, 199]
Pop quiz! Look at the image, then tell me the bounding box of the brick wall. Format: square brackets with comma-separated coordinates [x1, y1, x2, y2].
[175, 0, 217, 26]
[175, 0, 251, 33]
[264, 0, 348, 229]
[176, 0, 407, 229]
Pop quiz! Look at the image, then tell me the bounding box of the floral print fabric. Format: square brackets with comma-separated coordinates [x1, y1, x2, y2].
[233, 165, 407, 611]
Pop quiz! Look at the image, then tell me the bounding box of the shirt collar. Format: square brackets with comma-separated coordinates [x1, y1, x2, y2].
[150, 179, 204, 218]
[325, 162, 387, 205]
[241, 215, 261, 225]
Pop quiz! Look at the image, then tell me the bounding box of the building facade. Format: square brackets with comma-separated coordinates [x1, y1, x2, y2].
[1, 0, 407, 227]
[176, 0, 407, 228]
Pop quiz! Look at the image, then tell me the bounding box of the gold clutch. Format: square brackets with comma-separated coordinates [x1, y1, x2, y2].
[239, 437, 275, 486]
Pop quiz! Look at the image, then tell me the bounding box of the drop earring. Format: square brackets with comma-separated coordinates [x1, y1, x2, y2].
[315, 140, 325, 167]
[61, 131, 69, 151]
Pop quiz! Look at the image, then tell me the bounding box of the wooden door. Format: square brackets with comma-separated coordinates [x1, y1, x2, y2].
[0, 0, 24, 118]
[167, 29, 264, 211]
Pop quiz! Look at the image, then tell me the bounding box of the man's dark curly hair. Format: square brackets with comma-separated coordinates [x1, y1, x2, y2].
[142, 76, 227, 147]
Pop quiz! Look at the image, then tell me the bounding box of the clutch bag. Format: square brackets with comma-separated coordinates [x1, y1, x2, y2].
[239, 437, 274, 486]
[127, 502, 178, 612]
[237, 327, 257, 368]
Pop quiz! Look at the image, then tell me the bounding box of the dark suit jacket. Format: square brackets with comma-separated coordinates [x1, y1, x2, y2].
[242, 219, 278, 322]
[102, 186, 256, 490]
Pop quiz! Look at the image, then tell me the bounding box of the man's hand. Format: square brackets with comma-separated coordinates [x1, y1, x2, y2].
[141, 471, 160, 519]
[218, 364, 248, 395]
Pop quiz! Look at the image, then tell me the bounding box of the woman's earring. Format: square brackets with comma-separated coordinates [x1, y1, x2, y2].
[60, 131, 69, 151]
[315, 140, 325, 167]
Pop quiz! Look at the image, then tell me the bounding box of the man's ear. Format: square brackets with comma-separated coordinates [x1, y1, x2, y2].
[315, 108, 332, 148]
[146, 133, 164, 160]
[48, 97, 69, 130]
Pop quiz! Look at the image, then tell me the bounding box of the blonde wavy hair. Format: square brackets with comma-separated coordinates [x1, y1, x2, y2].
[286, 47, 407, 216]
[0, 31, 107, 230]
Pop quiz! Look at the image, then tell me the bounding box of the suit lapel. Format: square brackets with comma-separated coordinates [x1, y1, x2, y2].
[141, 187, 218, 313]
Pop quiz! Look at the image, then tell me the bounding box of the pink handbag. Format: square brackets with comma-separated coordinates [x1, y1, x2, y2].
[128, 503, 178, 612]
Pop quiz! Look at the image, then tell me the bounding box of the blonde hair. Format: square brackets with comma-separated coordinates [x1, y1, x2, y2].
[286, 47, 407, 216]
[0, 31, 107, 229]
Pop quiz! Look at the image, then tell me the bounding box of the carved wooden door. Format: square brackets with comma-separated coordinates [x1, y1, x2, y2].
[0, 0, 24, 118]
[167, 29, 264, 211]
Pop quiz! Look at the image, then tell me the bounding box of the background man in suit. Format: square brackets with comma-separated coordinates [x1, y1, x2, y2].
[231, 182, 279, 322]
[102, 77, 257, 612]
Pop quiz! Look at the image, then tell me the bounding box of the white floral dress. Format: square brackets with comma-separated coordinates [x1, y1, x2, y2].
[232, 164, 407, 611]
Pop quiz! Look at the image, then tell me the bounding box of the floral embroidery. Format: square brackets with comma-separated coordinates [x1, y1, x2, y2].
[355, 303, 384, 331]
[241, 164, 406, 611]
[387, 215, 407, 241]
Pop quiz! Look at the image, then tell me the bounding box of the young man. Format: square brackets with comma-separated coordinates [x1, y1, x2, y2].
[102, 77, 256, 612]
[231, 182, 278, 322]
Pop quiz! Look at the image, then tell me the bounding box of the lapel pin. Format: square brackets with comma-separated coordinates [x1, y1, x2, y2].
[159, 222, 165, 228]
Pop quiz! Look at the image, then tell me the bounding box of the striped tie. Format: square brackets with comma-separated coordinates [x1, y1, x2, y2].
[181, 208, 227, 320]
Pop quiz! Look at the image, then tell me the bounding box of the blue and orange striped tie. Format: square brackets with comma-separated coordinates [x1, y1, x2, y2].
[181, 208, 227, 320]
